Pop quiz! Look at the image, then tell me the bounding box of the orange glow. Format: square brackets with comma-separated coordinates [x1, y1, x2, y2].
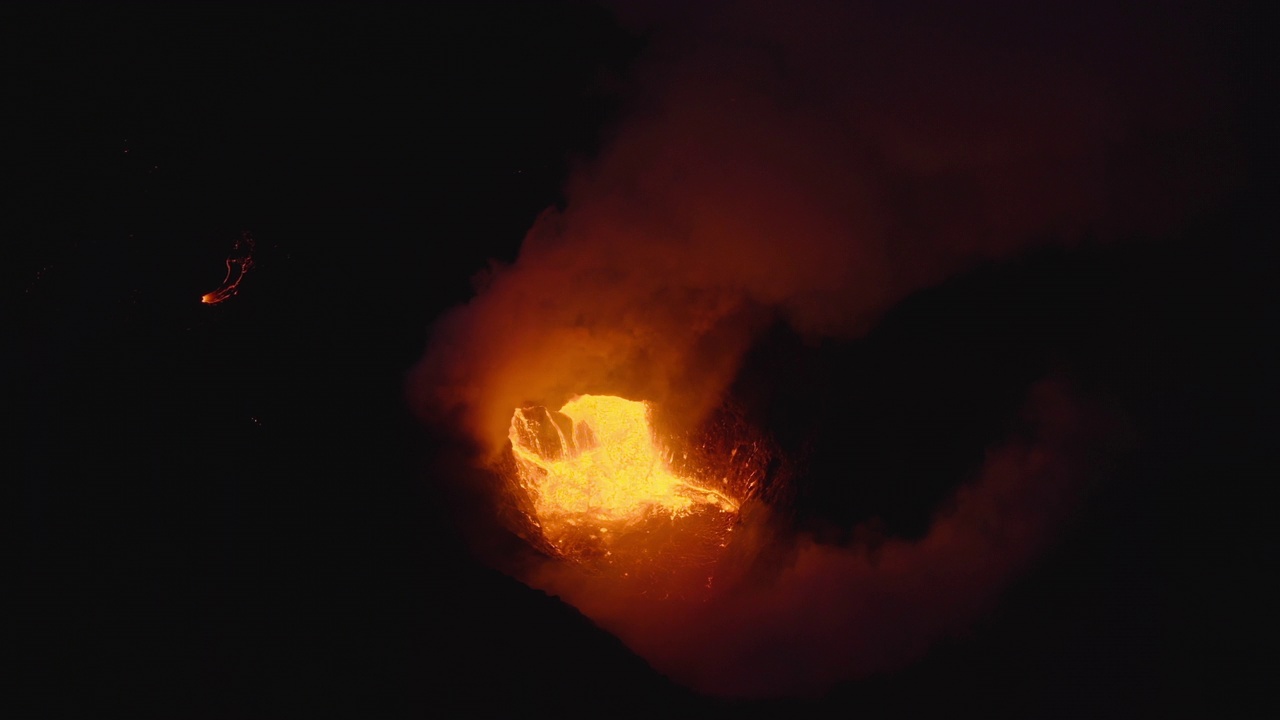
[201, 232, 255, 304]
[508, 395, 741, 569]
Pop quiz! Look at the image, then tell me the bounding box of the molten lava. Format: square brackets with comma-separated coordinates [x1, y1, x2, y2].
[201, 231, 255, 304]
[508, 395, 741, 571]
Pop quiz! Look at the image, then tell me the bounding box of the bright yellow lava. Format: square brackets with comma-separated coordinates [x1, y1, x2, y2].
[509, 395, 738, 538]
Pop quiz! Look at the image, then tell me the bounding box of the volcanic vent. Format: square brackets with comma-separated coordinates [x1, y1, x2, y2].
[502, 394, 773, 595]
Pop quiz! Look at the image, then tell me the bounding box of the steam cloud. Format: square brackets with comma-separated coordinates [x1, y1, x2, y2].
[411, 0, 1229, 697]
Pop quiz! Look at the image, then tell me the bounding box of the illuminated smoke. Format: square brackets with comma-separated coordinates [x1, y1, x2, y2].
[410, 0, 1228, 698]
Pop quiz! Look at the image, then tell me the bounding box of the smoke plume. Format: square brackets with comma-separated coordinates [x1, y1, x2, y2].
[410, 0, 1230, 697]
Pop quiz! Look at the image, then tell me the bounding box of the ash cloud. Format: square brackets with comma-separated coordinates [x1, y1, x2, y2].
[411, 0, 1231, 697]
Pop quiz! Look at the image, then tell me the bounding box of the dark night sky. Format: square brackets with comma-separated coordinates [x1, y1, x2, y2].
[9, 2, 1273, 717]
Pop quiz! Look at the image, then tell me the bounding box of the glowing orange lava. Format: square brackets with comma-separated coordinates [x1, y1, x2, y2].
[508, 395, 741, 568]
[201, 231, 255, 304]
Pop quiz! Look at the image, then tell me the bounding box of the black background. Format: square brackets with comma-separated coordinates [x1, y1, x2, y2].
[10, 2, 1273, 717]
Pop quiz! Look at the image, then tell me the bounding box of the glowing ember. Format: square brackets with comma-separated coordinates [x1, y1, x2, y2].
[508, 395, 740, 565]
[201, 231, 256, 304]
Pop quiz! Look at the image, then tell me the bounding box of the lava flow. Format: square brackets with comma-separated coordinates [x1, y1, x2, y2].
[507, 395, 745, 581]
[201, 231, 255, 304]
